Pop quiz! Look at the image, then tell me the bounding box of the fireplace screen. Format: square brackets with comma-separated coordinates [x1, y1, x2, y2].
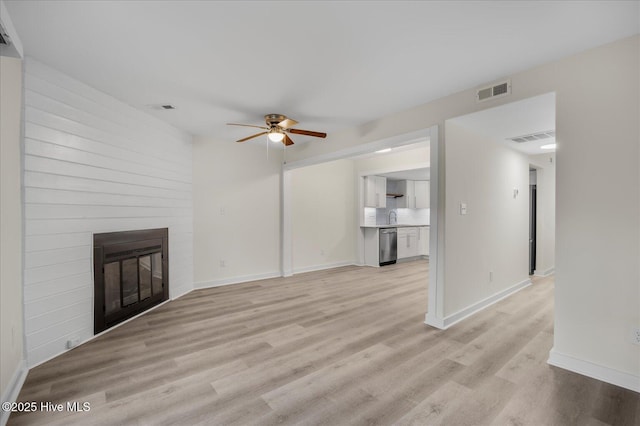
[94, 228, 168, 334]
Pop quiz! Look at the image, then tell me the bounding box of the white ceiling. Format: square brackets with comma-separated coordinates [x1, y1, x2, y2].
[5, 1, 639, 146]
[449, 92, 556, 155]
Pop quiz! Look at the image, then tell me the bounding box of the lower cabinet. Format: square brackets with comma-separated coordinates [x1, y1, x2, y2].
[398, 227, 429, 259]
[397, 227, 419, 259]
[419, 226, 429, 256]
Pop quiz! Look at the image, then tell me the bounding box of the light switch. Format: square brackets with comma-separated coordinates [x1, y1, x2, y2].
[460, 203, 467, 215]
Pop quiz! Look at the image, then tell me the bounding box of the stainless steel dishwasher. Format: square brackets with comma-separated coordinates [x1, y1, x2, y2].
[379, 228, 397, 266]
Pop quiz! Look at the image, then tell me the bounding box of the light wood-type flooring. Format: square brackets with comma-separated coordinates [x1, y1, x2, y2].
[9, 260, 639, 425]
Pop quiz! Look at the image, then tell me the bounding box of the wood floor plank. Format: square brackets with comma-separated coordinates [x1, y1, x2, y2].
[9, 260, 639, 426]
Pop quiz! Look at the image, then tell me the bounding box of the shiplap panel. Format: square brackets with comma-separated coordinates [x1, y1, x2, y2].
[25, 74, 188, 147]
[23, 273, 91, 301]
[25, 187, 191, 208]
[25, 233, 91, 253]
[24, 155, 192, 192]
[25, 204, 191, 220]
[25, 88, 190, 166]
[25, 105, 189, 169]
[24, 245, 90, 268]
[25, 171, 192, 200]
[26, 308, 92, 349]
[24, 61, 187, 146]
[25, 137, 191, 183]
[26, 122, 191, 178]
[26, 218, 192, 236]
[23, 58, 193, 367]
[24, 259, 91, 286]
[25, 286, 92, 320]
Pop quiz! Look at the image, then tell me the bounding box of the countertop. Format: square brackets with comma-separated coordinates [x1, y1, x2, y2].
[360, 224, 429, 228]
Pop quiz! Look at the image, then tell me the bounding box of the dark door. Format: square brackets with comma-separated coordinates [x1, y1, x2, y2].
[529, 184, 537, 275]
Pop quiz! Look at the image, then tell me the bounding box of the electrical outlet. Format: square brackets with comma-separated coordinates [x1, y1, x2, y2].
[219, 260, 226, 268]
[66, 337, 80, 349]
[633, 328, 640, 345]
[320, 249, 325, 256]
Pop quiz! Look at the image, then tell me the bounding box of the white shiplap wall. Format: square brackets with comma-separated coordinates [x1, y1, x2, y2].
[23, 58, 193, 367]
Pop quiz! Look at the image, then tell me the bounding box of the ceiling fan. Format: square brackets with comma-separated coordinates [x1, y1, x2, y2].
[227, 114, 327, 146]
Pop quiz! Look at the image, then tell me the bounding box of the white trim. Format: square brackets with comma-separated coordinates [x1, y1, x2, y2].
[0, 0, 24, 58]
[29, 299, 171, 369]
[427, 124, 442, 325]
[194, 271, 282, 290]
[293, 261, 355, 275]
[424, 313, 446, 329]
[534, 267, 555, 277]
[0, 359, 28, 426]
[548, 348, 640, 393]
[425, 278, 531, 330]
[283, 129, 430, 171]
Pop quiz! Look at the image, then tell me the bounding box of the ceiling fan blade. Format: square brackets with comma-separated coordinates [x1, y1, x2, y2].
[227, 123, 269, 130]
[283, 134, 294, 146]
[237, 131, 268, 142]
[288, 128, 327, 138]
[278, 118, 298, 129]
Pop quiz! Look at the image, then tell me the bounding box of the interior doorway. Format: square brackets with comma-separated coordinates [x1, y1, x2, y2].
[529, 169, 537, 275]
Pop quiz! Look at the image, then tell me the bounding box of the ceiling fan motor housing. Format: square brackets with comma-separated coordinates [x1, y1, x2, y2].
[265, 114, 287, 127]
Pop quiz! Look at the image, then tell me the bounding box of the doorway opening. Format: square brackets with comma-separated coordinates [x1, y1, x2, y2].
[529, 168, 537, 275]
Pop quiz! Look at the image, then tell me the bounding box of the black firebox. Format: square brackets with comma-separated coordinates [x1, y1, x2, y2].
[93, 228, 169, 334]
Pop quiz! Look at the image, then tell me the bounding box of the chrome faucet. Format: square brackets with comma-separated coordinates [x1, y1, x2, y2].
[388, 210, 397, 225]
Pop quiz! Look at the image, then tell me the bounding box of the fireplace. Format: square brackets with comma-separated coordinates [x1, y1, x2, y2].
[93, 228, 169, 334]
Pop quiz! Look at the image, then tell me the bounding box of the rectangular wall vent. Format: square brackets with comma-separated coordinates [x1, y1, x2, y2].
[508, 130, 555, 143]
[476, 80, 511, 102]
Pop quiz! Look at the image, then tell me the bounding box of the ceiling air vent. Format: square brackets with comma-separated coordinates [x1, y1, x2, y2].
[508, 130, 555, 143]
[476, 80, 511, 102]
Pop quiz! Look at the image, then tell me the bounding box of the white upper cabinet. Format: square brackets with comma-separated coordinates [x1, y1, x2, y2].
[364, 176, 387, 208]
[397, 180, 429, 209]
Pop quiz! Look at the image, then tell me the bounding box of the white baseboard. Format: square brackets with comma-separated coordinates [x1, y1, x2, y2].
[293, 261, 355, 275]
[424, 278, 532, 330]
[194, 271, 282, 290]
[424, 312, 446, 329]
[1, 359, 28, 426]
[547, 348, 640, 393]
[534, 267, 555, 277]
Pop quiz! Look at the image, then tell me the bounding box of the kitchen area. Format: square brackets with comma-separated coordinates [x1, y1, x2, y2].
[361, 171, 430, 267]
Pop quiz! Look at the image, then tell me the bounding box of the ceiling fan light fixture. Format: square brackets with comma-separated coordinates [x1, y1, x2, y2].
[268, 129, 285, 142]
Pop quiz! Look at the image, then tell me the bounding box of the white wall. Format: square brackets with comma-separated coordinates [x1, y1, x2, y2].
[22, 58, 193, 367]
[192, 138, 281, 287]
[1, 56, 25, 400]
[291, 159, 356, 273]
[444, 121, 530, 316]
[284, 36, 640, 389]
[551, 38, 638, 387]
[529, 153, 555, 276]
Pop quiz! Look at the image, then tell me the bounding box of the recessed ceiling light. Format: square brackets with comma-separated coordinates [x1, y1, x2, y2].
[540, 143, 556, 150]
[375, 148, 392, 154]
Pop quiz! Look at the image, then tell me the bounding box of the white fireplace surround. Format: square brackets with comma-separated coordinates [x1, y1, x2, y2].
[22, 58, 194, 367]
